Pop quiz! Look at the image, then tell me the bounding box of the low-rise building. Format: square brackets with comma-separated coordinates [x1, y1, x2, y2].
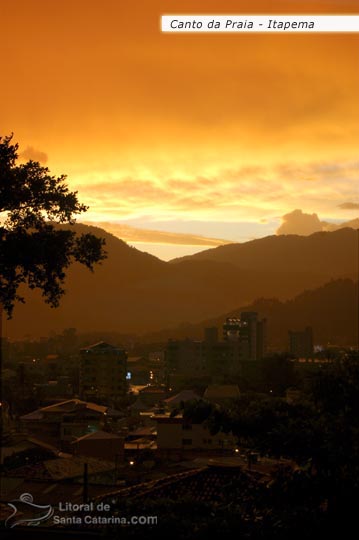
[138, 385, 167, 407]
[164, 390, 201, 409]
[71, 430, 124, 462]
[154, 412, 236, 457]
[20, 399, 108, 450]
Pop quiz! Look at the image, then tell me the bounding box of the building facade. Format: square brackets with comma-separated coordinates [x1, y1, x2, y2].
[155, 413, 236, 454]
[80, 342, 127, 406]
[166, 312, 267, 384]
[223, 312, 266, 361]
[19, 399, 107, 450]
[289, 327, 314, 359]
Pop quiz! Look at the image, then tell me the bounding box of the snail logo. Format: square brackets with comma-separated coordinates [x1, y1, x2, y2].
[5, 493, 54, 528]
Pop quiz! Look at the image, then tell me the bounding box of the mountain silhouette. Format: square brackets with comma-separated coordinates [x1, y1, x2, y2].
[142, 279, 358, 349]
[171, 227, 357, 275]
[6, 225, 358, 339]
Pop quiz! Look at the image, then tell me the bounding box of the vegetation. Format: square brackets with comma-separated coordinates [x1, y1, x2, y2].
[87, 355, 359, 539]
[0, 134, 106, 317]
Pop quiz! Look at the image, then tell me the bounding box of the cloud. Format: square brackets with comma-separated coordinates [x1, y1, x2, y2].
[19, 146, 48, 163]
[277, 209, 359, 236]
[276, 209, 324, 235]
[74, 165, 284, 219]
[338, 202, 359, 210]
[84, 221, 230, 247]
[73, 156, 359, 226]
[324, 218, 359, 231]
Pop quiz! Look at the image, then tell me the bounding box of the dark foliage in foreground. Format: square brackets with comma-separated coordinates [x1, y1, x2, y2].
[107, 355, 359, 538]
[0, 134, 106, 316]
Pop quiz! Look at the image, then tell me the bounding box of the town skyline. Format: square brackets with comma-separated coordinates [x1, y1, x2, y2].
[1, 1, 359, 537]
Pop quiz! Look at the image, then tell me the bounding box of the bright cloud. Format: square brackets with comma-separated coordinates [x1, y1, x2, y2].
[73, 159, 359, 225]
[83, 221, 230, 246]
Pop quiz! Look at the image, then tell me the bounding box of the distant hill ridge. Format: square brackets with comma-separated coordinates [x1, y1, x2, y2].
[141, 279, 358, 349]
[171, 227, 358, 275]
[6, 225, 358, 339]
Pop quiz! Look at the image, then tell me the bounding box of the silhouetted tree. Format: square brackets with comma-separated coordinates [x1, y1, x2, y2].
[184, 357, 359, 533]
[0, 134, 106, 316]
[260, 354, 298, 395]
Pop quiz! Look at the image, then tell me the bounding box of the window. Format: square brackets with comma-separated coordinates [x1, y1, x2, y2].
[182, 423, 192, 430]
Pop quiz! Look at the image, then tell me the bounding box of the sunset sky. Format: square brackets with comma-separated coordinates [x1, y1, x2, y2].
[1, 0, 358, 259]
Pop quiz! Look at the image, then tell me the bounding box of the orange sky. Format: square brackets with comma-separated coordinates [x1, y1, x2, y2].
[1, 0, 358, 259]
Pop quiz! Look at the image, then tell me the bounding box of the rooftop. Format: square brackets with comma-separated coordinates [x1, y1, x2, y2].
[164, 390, 201, 406]
[8, 456, 116, 481]
[71, 430, 123, 444]
[80, 341, 125, 354]
[20, 399, 107, 421]
[93, 460, 264, 510]
[139, 386, 166, 395]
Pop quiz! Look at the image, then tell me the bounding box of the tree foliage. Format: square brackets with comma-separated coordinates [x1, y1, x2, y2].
[183, 356, 359, 532]
[0, 134, 106, 316]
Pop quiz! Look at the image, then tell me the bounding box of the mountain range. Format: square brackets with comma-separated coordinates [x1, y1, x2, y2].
[5, 224, 358, 340]
[141, 279, 358, 349]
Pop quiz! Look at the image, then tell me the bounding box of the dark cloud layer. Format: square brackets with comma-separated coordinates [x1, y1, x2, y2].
[19, 146, 48, 163]
[338, 202, 359, 210]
